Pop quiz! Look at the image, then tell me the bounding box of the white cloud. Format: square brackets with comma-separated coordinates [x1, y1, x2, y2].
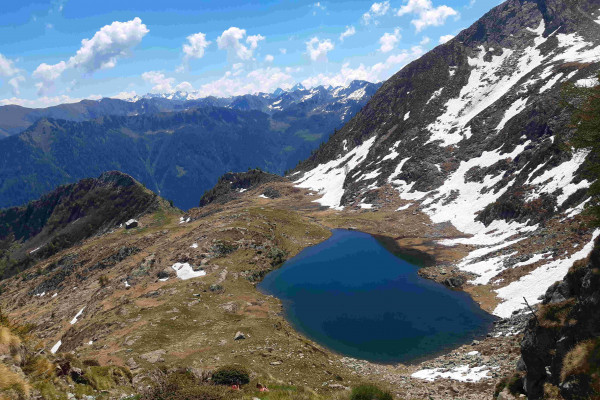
[111, 90, 137, 100]
[142, 71, 192, 93]
[379, 28, 401, 53]
[439, 34, 454, 44]
[183, 32, 211, 60]
[340, 26, 356, 42]
[175, 81, 193, 92]
[397, 0, 458, 32]
[306, 37, 334, 62]
[0, 94, 102, 108]
[362, 1, 390, 25]
[8, 76, 25, 95]
[196, 66, 293, 97]
[32, 18, 148, 95]
[246, 34, 265, 50]
[420, 36, 431, 45]
[142, 71, 175, 92]
[0, 53, 24, 95]
[0, 54, 20, 77]
[279, 48, 287, 55]
[301, 46, 423, 88]
[32, 61, 67, 95]
[265, 54, 274, 62]
[69, 17, 149, 72]
[217, 27, 264, 60]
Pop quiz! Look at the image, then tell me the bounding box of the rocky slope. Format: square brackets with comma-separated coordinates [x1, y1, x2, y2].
[293, 0, 600, 319]
[516, 237, 600, 399]
[0, 171, 171, 281]
[198, 169, 287, 207]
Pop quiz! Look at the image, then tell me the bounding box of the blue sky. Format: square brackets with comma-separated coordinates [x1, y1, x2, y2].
[0, 0, 497, 107]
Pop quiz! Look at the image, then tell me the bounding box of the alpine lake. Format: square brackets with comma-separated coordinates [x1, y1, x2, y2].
[258, 229, 495, 364]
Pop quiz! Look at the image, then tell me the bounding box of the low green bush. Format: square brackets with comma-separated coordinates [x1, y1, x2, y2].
[211, 365, 250, 386]
[350, 384, 393, 400]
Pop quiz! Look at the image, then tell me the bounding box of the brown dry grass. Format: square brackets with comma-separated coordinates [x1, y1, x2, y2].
[0, 364, 30, 400]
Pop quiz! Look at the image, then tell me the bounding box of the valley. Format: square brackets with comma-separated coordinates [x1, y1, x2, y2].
[1, 0, 600, 398]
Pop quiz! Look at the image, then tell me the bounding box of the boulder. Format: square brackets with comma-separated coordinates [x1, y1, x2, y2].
[125, 219, 138, 229]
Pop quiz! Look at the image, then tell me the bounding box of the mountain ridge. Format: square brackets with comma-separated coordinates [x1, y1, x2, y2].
[292, 0, 600, 318]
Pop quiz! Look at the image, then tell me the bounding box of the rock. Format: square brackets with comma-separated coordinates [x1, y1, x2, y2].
[127, 357, 139, 370]
[140, 349, 166, 363]
[125, 219, 138, 229]
[497, 388, 518, 400]
[270, 361, 282, 366]
[443, 276, 466, 288]
[157, 268, 175, 279]
[327, 383, 350, 390]
[210, 284, 223, 292]
[221, 301, 238, 313]
[234, 331, 246, 340]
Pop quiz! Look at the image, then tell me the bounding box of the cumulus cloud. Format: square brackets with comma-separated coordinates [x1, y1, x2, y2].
[301, 46, 423, 88]
[183, 32, 211, 60]
[265, 54, 274, 62]
[439, 34, 454, 44]
[69, 17, 149, 72]
[397, 0, 458, 32]
[8, 76, 25, 95]
[142, 71, 192, 93]
[339, 26, 356, 42]
[379, 28, 401, 52]
[0, 53, 25, 95]
[0, 93, 102, 108]
[217, 27, 264, 60]
[0, 54, 20, 77]
[420, 36, 431, 45]
[306, 37, 334, 62]
[32, 18, 148, 95]
[362, 1, 390, 25]
[196, 66, 293, 97]
[111, 90, 137, 100]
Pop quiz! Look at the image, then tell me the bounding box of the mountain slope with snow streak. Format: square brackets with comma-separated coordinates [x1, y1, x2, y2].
[293, 0, 600, 317]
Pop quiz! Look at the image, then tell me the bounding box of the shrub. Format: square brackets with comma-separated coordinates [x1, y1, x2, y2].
[350, 384, 393, 400]
[141, 369, 234, 400]
[0, 363, 30, 399]
[83, 365, 132, 390]
[98, 275, 109, 287]
[561, 338, 600, 382]
[211, 365, 250, 386]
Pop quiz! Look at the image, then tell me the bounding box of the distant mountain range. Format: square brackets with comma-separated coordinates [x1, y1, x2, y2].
[0, 80, 381, 210]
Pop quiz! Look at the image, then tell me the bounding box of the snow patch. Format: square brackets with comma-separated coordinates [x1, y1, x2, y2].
[411, 365, 491, 382]
[70, 307, 85, 325]
[51, 340, 62, 354]
[493, 230, 600, 318]
[172, 262, 206, 280]
[295, 136, 377, 209]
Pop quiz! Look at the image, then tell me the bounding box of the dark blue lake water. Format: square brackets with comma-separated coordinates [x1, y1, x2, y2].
[258, 229, 495, 363]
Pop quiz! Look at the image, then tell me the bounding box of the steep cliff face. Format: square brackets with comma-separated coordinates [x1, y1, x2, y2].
[518, 238, 600, 399]
[292, 0, 600, 317]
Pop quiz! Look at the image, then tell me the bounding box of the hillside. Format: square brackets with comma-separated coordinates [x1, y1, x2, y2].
[0, 171, 172, 281]
[293, 0, 600, 319]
